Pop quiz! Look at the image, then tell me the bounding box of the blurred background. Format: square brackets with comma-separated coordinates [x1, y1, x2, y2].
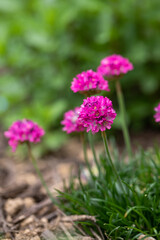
[0, 0, 160, 154]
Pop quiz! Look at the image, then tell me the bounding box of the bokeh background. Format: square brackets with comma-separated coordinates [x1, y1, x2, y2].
[0, 0, 160, 154]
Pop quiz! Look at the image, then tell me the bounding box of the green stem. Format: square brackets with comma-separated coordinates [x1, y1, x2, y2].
[81, 132, 95, 180]
[27, 142, 57, 205]
[115, 80, 132, 159]
[88, 131, 101, 177]
[101, 131, 126, 196]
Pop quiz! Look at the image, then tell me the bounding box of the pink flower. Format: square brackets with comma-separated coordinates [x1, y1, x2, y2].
[71, 69, 110, 96]
[4, 119, 45, 151]
[61, 107, 85, 134]
[154, 103, 160, 123]
[78, 96, 116, 134]
[97, 54, 133, 80]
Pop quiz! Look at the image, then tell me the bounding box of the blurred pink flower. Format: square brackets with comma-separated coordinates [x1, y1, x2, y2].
[4, 119, 45, 151]
[97, 54, 133, 80]
[71, 69, 109, 96]
[154, 103, 160, 123]
[78, 96, 116, 134]
[61, 107, 85, 134]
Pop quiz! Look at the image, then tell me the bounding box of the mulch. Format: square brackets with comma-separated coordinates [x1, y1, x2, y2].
[0, 135, 99, 240]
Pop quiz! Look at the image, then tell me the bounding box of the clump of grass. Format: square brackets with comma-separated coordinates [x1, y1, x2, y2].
[58, 145, 160, 239]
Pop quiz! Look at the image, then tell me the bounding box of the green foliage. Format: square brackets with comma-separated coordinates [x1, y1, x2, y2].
[0, 233, 4, 240]
[0, 0, 160, 151]
[58, 145, 160, 239]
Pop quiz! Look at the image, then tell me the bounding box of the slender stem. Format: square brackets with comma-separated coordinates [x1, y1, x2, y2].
[101, 131, 126, 195]
[80, 132, 95, 180]
[115, 80, 132, 159]
[27, 142, 57, 205]
[88, 131, 101, 177]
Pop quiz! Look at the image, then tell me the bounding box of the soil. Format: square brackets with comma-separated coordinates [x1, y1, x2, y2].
[0, 130, 160, 240]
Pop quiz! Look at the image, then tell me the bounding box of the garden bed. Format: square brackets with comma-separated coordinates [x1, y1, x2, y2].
[1, 131, 160, 239]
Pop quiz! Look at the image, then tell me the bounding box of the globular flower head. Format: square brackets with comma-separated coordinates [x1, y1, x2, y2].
[4, 119, 45, 151]
[78, 96, 116, 134]
[97, 54, 133, 80]
[71, 69, 110, 96]
[154, 103, 160, 123]
[61, 107, 85, 134]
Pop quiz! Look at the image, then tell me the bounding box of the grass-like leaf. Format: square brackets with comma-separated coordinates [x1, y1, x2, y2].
[58, 146, 160, 239]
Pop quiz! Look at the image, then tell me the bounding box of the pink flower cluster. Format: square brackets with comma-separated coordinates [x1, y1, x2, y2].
[97, 54, 133, 79]
[61, 107, 85, 134]
[78, 96, 116, 133]
[4, 119, 45, 151]
[154, 103, 160, 123]
[71, 69, 109, 95]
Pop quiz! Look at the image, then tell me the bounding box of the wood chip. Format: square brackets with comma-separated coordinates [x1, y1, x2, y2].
[13, 198, 53, 224]
[4, 198, 24, 216]
[0, 197, 12, 234]
[20, 215, 37, 227]
[1, 183, 28, 198]
[81, 238, 95, 240]
[2, 239, 12, 240]
[138, 234, 156, 240]
[41, 229, 58, 240]
[15, 230, 41, 240]
[61, 215, 96, 223]
[23, 197, 35, 208]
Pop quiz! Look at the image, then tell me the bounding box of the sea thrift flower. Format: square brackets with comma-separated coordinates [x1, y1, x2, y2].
[154, 103, 160, 123]
[78, 96, 116, 133]
[4, 119, 45, 151]
[61, 107, 85, 134]
[71, 69, 109, 96]
[97, 54, 133, 80]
